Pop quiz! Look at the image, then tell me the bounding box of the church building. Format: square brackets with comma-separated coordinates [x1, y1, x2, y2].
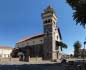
[15, 6, 62, 62]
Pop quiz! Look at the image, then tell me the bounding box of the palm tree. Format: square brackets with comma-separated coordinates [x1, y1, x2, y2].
[66, 0, 86, 28]
[73, 41, 81, 57]
[56, 41, 67, 51]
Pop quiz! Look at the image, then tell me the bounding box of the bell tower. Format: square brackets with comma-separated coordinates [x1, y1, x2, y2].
[41, 5, 58, 60]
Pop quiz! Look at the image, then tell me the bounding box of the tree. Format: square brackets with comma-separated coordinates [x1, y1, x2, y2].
[56, 41, 67, 51]
[66, 0, 86, 28]
[70, 54, 73, 58]
[11, 48, 19, 58]
[73, 41, 81, 57]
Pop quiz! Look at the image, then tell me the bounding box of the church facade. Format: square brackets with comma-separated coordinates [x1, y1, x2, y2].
[15, 6, 62, 62]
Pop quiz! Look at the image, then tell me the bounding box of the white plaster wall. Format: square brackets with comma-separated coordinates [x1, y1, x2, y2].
[0, 49, 12, 58]
[0, 49, 3, 54]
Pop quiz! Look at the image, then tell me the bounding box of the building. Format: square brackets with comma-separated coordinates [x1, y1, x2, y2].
[15, 6, 62, 61]
[0, 46, 13, 58]
[79, 49, 86, 57]
[74, 48, 86, 58]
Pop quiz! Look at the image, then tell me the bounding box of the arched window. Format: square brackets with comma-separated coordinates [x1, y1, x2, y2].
[47, 19, 52, 23]
[44, 19, 52, 23]
[44, 20, 47, 23]
[40, 40, 42, 42]
[57, 36, 58, 40]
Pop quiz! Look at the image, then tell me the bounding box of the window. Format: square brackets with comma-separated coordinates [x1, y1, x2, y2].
[57, 36, 58, 39]
[40, 40, 42, 42]
[44, 19, 52, 23]
[48, 19, 52, 23]
[44, 20, 47, 23]
[55, 28, 57, 31]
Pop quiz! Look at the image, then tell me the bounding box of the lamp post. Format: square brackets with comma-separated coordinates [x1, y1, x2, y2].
[84, 40, 86, 57]
[82, 40, 86, 70]
[83, 41, 86, 60]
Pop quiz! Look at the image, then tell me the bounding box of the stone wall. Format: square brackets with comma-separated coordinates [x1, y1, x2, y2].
[0, 58, 19, 62]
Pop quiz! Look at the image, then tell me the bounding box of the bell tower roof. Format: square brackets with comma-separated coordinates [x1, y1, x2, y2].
[43, 5, 55, 14]
[41, 5, 57, 18]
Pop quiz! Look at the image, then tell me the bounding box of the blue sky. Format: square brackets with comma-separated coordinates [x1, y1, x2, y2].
[0, 0, 85, 54]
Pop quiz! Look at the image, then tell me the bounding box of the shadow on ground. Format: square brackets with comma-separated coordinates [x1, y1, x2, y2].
[0, 62, 86, 70]
[0, 63, 63, 70]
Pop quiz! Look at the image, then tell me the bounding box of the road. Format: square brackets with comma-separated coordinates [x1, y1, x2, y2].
[0, 63, 64, 70]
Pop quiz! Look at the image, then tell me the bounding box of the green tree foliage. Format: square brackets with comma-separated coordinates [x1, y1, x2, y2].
[11, 48, 19, 57]
[73, 41, 81, 57]
[66, 0, 86, 28]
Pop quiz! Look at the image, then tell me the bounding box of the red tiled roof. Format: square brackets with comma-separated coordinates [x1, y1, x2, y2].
[16, 27, 62, 44]
[0, 46, 13, 49]
[16, 33, 44, 44]
[16, 28, 62, 44]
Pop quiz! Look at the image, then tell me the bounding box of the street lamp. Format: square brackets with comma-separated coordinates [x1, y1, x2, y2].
[82, 40, 86, 70]
[83, 41, 86, 59]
